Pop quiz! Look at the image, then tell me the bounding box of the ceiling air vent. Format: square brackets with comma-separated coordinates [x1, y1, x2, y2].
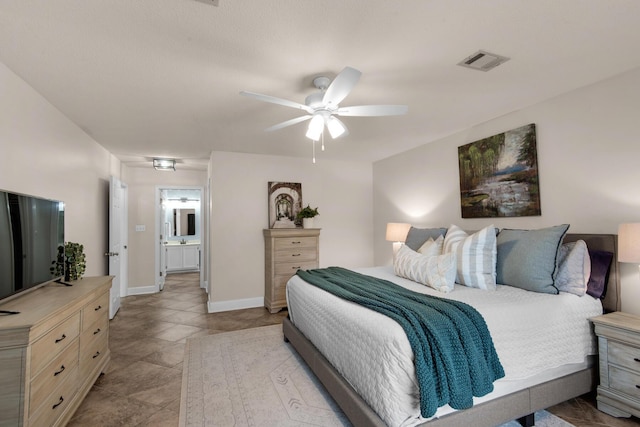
[457, 50, 510, 72]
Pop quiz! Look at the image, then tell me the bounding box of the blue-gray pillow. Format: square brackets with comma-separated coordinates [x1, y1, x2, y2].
[404, 227, 447, 251]
[496, 224, 570, 294]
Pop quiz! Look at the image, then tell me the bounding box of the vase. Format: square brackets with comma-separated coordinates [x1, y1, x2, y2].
[302, 218, 314, 229]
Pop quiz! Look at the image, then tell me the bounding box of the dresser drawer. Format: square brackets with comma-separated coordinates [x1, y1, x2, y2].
[30, 313, 80, 376]
[82, 291, 109, 331]
[28, 369, 78, 427]
[274, 236, 317, 251]
[29, 339, 79, 416]
[80, 335, 109, 380]
[609, 364, 640, 398]
[80, 314, 109, 355]
[608, 340, 640, 373]
[274, 247, 317, 263]
[274, 261, 318, 276]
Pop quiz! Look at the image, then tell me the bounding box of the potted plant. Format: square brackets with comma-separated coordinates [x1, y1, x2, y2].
[51, 242, 87, 282]
[296, 204, 319, 229]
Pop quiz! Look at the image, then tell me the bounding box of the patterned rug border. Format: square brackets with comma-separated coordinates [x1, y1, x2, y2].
[179, 324, 574, 427]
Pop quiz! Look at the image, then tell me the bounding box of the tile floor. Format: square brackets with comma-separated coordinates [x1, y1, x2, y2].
[67, 272, 638, 426]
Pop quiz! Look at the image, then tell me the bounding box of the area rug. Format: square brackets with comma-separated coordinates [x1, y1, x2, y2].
[179, 325, 574, 427]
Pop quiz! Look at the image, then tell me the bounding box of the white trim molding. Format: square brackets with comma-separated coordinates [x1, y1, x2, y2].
[207, 297, 264, 313]
[127, 285, 158, 296]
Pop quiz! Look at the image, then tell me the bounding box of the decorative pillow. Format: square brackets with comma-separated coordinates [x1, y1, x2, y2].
[443, 224, 497, 290]
[556, 240, 590, 296]
[586, 250, 614, 299]
[418, 235, 444, 257]
[496, 224, 569, 294]
[394, 244, 456, 293]
[405, 227, 447, 251]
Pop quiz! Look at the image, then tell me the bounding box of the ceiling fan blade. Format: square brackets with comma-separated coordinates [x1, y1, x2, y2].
[322, 67, 362, 106]
[336, 104, 408, 117]
[240, 91, 313, 113]
[264, 115, 312, 132]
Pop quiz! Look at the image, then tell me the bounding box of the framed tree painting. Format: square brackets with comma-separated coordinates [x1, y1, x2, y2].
[268, 182, 302, 228]
[458, 123, 541, 218]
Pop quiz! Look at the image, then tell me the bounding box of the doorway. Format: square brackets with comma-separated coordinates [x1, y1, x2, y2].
[155, 186, 204, 291]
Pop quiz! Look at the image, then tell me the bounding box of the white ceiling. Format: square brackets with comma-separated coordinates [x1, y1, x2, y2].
[2, 1, 640, 169]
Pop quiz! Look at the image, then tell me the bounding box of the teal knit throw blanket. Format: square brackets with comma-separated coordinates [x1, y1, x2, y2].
[296, 267, 505, 418]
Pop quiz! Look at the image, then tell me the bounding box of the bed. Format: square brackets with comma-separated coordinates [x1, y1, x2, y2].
[282, 230, 619, 427]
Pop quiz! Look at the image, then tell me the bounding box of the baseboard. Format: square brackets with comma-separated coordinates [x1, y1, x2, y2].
[127, 285, 158, 296]
[207, 297, 263, 313]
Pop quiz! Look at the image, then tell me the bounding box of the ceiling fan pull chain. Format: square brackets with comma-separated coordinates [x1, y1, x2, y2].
[312, 140, 316, 164]
[321, 131, 325, 151]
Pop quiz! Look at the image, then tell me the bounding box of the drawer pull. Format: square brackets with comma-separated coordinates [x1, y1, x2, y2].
[292, 254, 301, 257]
[291, 241, 301, 244]
[93, 328, 101, 335]
[292, 266, 301, 270]
[52, 396, 64, 409]
[55, 334, 66, 343]
[54, 365, 65, 376]
[93, 351, 101, 359]
[94, 305, 102, 311]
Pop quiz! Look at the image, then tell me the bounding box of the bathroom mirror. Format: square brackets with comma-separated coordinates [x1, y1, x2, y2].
[173, 208, 196, 236]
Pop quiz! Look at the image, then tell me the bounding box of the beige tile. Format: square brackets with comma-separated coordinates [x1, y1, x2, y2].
[96, 360, 182, 397]
[153, 323, 204, 341]
[67, 387, 162, 427]
[142, 341, 185, 368]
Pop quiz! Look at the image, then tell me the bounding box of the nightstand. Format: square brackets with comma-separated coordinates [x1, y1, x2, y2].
[591, 311, 640, 418]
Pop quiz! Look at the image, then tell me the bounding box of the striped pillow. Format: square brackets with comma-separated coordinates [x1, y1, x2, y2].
[443, 224, 497, 290]
[394, 244, 456, 293]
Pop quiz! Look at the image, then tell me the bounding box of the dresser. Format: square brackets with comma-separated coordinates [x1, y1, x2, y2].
[0, 276, 112, 427]
[591, 311, 640, 419]
[263, 228, 320, 313]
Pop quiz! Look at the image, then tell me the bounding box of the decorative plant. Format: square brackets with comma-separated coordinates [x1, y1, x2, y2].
[296, 204, 319, 219]
[50, 242, 87, 281]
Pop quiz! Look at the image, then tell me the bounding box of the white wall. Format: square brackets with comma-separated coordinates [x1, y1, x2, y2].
[122, 166, 207, 289]
[0, 62, 119, 278]
[373, 67, 640, 315]
[208, 151, 373, 311]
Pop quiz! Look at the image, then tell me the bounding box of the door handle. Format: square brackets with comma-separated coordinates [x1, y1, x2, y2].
[104, 252, 120, 257]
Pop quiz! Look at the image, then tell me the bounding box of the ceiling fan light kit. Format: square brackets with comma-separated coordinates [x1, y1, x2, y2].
[240, 66, 408, 161]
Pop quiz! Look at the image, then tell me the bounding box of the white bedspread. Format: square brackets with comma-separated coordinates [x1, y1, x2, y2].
[286, 266, 603, 427]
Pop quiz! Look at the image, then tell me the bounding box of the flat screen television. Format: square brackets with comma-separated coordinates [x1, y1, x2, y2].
[0, 189, 65, 304]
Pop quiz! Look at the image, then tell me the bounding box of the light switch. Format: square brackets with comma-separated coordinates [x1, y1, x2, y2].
[135, 225, 146, 232]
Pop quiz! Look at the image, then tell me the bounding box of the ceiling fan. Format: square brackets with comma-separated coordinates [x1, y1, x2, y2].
[240, 67, 408, 143]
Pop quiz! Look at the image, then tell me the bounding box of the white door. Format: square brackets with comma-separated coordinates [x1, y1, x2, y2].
[108, 176, 127, 319]
[159, 194, 168, 290]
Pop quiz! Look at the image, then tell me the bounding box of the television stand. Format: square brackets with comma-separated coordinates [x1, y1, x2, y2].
[0, 276, 112, 426]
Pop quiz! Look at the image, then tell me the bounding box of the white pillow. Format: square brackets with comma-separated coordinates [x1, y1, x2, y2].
[394, 244, 456, 293]
[417, 234, 444, 257]
[443, 224, 497, 290]
[556, 240, 590, 296]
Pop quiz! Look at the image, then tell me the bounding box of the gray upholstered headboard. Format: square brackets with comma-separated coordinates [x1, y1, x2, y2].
[563, 233, 619, 312]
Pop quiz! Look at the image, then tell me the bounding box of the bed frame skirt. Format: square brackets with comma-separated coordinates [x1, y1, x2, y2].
[283, 316, 597, 427]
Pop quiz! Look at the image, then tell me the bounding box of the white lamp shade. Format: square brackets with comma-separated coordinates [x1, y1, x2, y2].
[305, 115, 325, 141]
[326, 116, 347, 139]
[618, 223, 640, 263]
[385, 222, 411, 242]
